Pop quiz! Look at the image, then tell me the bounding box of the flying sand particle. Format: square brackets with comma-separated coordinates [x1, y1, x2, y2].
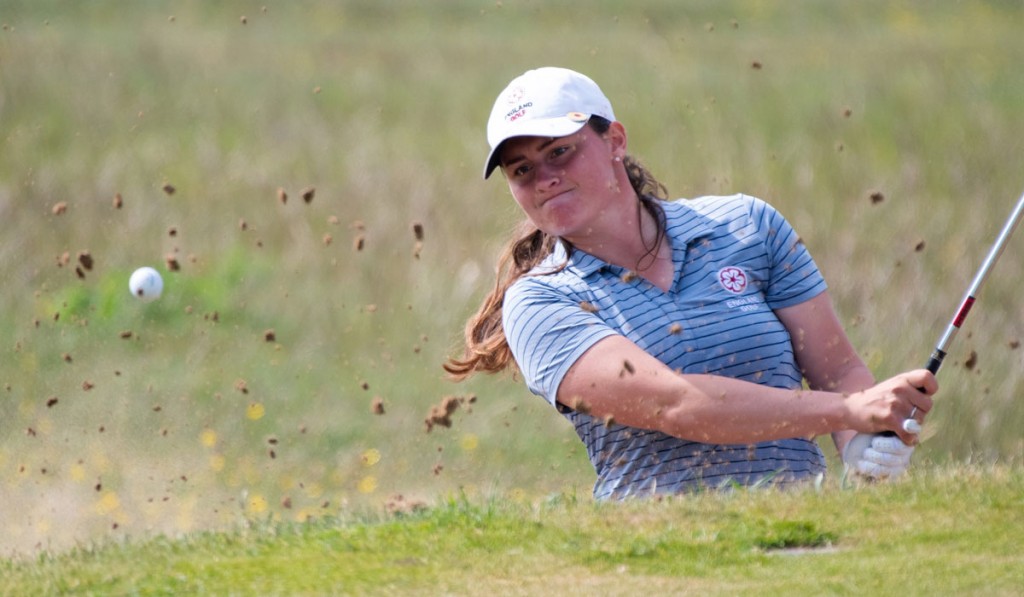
[568, 395, 590, 415]
[424, 395, 465, 432]
[77, 251, 93, 270]
[384, 494, 427, 516]
[964, 350, 978, 371]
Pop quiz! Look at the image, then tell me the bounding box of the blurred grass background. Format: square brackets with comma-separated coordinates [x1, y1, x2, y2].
[1, 0, 1022, 556]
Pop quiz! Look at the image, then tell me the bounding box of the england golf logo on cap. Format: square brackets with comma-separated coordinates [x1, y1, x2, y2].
[718, 266, 748, 294]
[506, 86, 525, 104]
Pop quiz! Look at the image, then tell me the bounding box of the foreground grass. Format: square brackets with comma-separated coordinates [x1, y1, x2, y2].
[2, 465, 1021, 596]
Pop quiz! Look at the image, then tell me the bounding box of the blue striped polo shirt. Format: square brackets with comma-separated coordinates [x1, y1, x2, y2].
[503, 194, 829, 499]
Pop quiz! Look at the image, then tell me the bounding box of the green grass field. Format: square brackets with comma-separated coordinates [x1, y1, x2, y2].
[3, 466, 1023, 595]
[2, 0, 1023, 591]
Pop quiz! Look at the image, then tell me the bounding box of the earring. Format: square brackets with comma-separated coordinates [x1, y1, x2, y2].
[614, 156, 622, 162]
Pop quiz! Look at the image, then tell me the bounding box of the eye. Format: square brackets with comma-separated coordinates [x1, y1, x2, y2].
[549, 143, 575, 162]
[510, 163, 532, 178]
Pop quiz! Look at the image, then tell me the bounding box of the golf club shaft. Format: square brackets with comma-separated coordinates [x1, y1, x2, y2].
[855, 189, 1024, 449]
[923, 189, 1024, 376]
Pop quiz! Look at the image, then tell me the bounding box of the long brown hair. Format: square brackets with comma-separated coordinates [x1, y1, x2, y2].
[443, 117, 668, 380]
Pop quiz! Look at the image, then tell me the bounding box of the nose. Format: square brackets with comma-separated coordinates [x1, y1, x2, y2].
[534, 162, 561, 192]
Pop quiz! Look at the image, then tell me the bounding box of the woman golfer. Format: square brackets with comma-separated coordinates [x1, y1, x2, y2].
[445, 67, 936, 498]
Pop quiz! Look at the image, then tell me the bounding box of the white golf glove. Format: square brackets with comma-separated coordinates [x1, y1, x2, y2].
[843, 434, 915, 479]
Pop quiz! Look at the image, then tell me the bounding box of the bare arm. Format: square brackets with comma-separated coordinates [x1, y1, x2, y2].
[775, 291, 877, 454]
[556, 330, 935, 445]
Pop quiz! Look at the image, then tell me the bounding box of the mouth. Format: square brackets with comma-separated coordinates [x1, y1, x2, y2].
[539, 187, 575, 208]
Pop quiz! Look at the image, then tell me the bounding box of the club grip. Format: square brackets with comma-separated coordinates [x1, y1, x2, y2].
[924, 350, 946, 375]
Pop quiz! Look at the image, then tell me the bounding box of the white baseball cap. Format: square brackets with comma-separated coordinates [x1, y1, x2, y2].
[483, 67, 616, 179]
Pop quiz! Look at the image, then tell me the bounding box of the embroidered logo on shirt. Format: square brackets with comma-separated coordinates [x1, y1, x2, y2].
[717, 266, 748, 294]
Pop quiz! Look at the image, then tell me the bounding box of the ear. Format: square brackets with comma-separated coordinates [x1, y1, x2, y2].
[604, 121, 628, 160]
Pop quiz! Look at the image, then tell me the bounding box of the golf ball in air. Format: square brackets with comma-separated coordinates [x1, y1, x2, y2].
[129, 267, 163, 302]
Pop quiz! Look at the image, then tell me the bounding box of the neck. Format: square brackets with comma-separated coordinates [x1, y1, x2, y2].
[566, 194, 666, 273]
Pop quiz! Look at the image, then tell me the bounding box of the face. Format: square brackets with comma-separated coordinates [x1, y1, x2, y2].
[498, 124, 626, 241]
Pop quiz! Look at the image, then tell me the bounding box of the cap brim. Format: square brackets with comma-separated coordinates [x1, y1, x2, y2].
[482, 116, 590, 179]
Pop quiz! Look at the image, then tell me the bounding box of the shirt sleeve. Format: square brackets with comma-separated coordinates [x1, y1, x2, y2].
[502, 276, 621, 406]
[747, 196, 828, 309]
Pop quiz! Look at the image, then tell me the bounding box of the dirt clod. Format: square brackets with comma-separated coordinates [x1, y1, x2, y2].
[568, 395, 590, 415]
[964, 350, 978, 371]
[301, 186, 315, 203]
[385, 494, 428, 516]
[371, 396, 385, 415]
[424, 395, 464, 432]
[77, 251, 93, 271]
[52, 202, 68, 215]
